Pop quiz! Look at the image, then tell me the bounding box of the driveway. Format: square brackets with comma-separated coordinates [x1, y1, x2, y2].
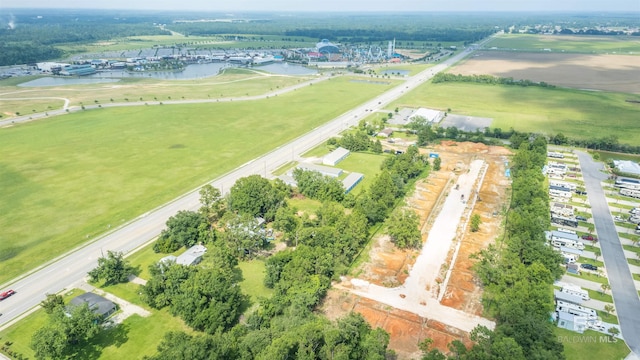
[577, 150, 640, 356]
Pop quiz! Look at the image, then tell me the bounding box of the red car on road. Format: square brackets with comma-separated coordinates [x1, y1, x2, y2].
[0, 289, 16, 300]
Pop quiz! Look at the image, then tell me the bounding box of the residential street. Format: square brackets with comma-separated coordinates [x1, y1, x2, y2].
[577, 150, 640, 356]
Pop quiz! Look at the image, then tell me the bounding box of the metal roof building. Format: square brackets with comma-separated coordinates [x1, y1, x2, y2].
[68, 293, 117, 319]
[323, 147, 350, 166]
[176, 244, 207, 266]
[296, 163, 343, 178]
[342, 172, 364, 194]
[614, 160, 640, 176]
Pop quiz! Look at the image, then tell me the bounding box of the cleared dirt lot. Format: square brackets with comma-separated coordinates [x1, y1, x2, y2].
[321, 142, 511, 358]
[451, 51, 640, 94]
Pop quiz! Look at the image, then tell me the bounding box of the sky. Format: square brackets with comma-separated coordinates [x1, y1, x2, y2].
[1, 0, 639, 12]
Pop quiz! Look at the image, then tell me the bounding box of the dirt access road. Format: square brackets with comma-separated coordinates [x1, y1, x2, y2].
[322, 142, 512, 358]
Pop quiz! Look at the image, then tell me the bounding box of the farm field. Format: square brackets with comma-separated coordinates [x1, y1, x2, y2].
[0, 69, 311, 118]
[392, 82, 640, 144]
[451, 51, 640, 93]
[0, 76, 396, 285]
[486, 34, 640, 54]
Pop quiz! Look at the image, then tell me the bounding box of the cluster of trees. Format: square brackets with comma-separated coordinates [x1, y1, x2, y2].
[1, 10, 168, 65]
[141, 246, 246, 334]
[88, 250, 136, 286]
[153, 210, 209, 253]
[293, 168, 345, 203]
[432, 73, 555, 88]
[386, 209, 422, 248]
[30, 295, 103, 360]
[228, 175, 290, 222]
[329, 130, 382, 153]
[144, 312, 388, 360]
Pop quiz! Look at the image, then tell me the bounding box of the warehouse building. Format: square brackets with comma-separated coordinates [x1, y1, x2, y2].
[323, 147, 350, 166]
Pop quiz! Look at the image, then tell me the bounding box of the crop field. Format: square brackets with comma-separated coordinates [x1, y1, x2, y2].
[0, 76, 397, 285]
[450, 51, 640, 94]
[392, 82, 640, 144]
[486, 34, 640, 54]
[0, 69, 311, 118]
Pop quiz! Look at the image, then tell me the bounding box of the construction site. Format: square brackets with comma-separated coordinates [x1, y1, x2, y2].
[321, 141, 512, 358]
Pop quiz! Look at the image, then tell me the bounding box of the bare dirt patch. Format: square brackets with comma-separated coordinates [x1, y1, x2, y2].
[322, 142, 511, 357]
[451, 51, 640, 93]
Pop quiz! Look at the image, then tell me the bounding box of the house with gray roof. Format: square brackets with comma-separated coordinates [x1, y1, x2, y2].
[67, 293, 117, 320]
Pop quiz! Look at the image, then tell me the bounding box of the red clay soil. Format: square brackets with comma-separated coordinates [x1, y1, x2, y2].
[322, 142, 511, 357]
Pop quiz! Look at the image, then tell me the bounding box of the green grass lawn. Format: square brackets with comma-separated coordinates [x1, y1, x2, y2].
[288, 197, 323, 215]
[628, 258, 640, 266]
[623, 245, 640, 254]
[238, 259, 273, 305]
[0, 76, 396, 285]
[586, 288, 613, 303]
[301, 142, 336, 158]
[124, 242, 184, 281]
[555, 328, 630, 360]
[591, 150, 640, 165]
[486, 34, 640, 54]
[567, 271, 609, 285]
[336, 152, 389, 196]
[393, 82, 640, 145]
[581, 258, 604, 268]
[598, 311, 619, 325]
[583, 244, 600, 253]
[633, 273, 640, 281]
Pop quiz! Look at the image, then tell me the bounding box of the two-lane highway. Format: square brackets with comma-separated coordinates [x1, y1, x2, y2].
[0, 38, 492, 329]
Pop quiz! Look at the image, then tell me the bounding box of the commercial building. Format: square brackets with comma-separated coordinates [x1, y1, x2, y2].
[322, 147, 350, 166]
[316, 39, 341, 54]
[296, 163, 343, 178]
[409, 108, 445, 124]
[614, 160, 640, 176]
[342, 172, 364, 194]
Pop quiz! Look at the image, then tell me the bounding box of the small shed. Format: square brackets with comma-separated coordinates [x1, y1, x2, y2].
[566, 263, 580, 275]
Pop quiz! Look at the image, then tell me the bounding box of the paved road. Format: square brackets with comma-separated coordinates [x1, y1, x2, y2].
[0, 37, 494, 329]
[577, 150, 640, 356]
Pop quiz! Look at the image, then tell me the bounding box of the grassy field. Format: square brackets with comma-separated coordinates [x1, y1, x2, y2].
[337, 152, 389, 196]
[586, 288, 613, 303]
[0, 69, 311, 117]
[57, 34, 318, 54]
[238, 259, 273, 304]
[0, 76, 396, 285]
[486, 34, 640, 54]
[392, 82, 640, 144]
[567, 271, 609, 285]
[556, 328, 630, 360]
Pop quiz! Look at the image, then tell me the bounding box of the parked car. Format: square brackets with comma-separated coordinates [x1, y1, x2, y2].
[580, 263, 598, 271]
[575, 190, 587, 195]
[581, 234, 597, 241]
[576, 215, 587, 221]
[0, 289, 16, 300]
[614, 216, 623, 221]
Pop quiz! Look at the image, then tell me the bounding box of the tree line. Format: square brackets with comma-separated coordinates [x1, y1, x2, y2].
[432, 73, 556, 88]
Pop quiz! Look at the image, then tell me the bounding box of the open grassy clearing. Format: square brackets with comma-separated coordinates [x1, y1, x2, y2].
[0, 69, 312, 116]
[337, 152, 389, 196]
[392, 82, 640, 144]
[373, 63, 434, 76]
[555, 328, 630, 360]
[586, 288, 613, 303]
[0, 76, 397, 285]
[238, 259, 273, 304]
[567, 271, 609, 285]
[486, 34, 640, 54]
[288, 197, 323, 215]
[124, 241, 183, 281]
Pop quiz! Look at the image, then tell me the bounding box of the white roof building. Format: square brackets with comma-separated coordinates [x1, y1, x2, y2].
[409, 108, 445, 124]
[323, 147, 350, 166]
[614, 160, 640, 176]
[342, 172, 364, 194]
[176, 244, 207, 266]
[295, 163, 343, 178]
